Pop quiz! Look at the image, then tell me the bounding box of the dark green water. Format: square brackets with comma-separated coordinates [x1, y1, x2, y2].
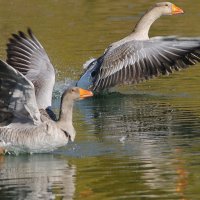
[0, 0, 200, 199]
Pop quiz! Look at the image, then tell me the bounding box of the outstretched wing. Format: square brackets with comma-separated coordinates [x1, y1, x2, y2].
[6, 28, 55, 109]
[0, 60, 41, 125]
[91, 37, 200, 91]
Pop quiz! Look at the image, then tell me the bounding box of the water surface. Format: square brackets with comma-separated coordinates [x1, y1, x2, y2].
[0, 0, 200, 199]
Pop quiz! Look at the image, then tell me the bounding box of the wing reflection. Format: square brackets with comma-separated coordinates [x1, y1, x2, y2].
[77, 92, 200, 138]
[0, 155, 76, 200]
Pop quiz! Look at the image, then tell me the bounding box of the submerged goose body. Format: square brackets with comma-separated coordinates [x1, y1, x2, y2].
[77, 2, 200, 92]
[0, 59, 93, 154]
[0, 119, 68, 153]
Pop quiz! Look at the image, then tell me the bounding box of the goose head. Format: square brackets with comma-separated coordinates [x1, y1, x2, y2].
[76, 59, 100, 91]
[62, 87, 93, 102]
[155, 2, 184, 15]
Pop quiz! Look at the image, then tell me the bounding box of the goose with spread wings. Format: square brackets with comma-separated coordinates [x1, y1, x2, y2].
[77, 2, 200, 92]
[0, 61, 93, 154]
[6, 2, 200, 99]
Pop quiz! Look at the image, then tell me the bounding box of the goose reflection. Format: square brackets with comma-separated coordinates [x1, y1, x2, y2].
[76, 92, 174, 136]
[0, 155, 76, 200]
[76, 92, 200, 138]
[74, 92, 199, 196]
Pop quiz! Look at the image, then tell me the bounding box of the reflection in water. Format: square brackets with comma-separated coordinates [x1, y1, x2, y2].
[0, 155, 76, 200]
[72, 92, 200, 199]
[77, 92, 200, 139]
[174, 148, 188, 200]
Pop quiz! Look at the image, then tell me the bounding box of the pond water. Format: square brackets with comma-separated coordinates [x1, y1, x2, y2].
[0, 0, 200, 199]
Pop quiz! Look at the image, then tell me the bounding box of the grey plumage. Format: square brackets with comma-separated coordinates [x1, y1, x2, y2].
[7, 28, 55, 110]
[78, 2, 200, 92]
[92, 38, 200, 91]
[0, 60, 93, 154]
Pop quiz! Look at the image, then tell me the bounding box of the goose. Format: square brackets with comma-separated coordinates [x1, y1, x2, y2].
[77, 2, 200, 92]
[0, 60, 93, 154]
[6, 3, 200, 96]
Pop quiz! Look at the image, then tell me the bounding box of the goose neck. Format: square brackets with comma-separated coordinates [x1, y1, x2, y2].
[133, 6, 162, 40]
[58, 97, 74, 127]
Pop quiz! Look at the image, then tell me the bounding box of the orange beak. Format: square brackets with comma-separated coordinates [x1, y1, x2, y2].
[172, 4, 184, 15]
[79, 88, 93, 98]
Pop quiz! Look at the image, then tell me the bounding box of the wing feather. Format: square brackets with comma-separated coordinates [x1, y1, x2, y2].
[6, 29, 55, 109]
[92, 37, 200, 91]
[0, 60, 41, 125]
